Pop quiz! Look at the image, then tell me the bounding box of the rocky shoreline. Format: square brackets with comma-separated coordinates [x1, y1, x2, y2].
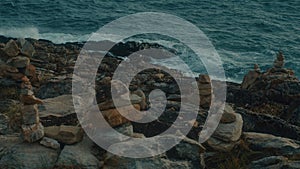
[0, 36, 300, 169]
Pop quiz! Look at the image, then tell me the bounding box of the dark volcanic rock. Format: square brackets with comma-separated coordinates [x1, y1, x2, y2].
[235, 107, 300, 141]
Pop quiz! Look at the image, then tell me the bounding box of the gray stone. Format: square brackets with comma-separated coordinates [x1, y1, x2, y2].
[55, 136, 101, 169]
[248, 156, 287, 169]
[213, 113, 243, 142]
[22, 122, 44, 143]
[104, 154, 200, 169]
[167, 136, 206, 162]
[0, 114, 9, 134]
[39, 95, 75, 117]
[40, 137, 60, 149]
[243, 132, 300, 158]
[3, 40, 19, 58]
[207, 137, 239, 152]
[0, 142, 59, 169]
[20, 40, 35, 57]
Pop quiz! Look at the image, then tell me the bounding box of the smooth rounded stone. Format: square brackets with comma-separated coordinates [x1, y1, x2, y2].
[220, 104, 236, 123]
[21, 104, 39, 125]
[199, 74, 210, 84]
[0, 142, 59, 169]
[248, 156, 287, 169]
[220, 112, 236, 123]
[55, 136, 102, 169]
[2, 40, 19, 58]
[207, 137, 239, 152]
[44, 125, 84, 144]
[8, 56, 30, 68]
[212, 113, 243, 142]
[0, 114, 9, 134]
[21, 123, 44, 143]
[40, 137, 60, 149]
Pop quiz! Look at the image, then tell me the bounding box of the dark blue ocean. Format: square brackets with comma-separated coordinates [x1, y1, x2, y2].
[0, 0, 299, 82]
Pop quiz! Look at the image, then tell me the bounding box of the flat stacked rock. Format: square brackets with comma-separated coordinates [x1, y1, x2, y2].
[198, 74, 212, 108]
[0, 39, 44, 142]
[207, 104, 243, 152]
[18, 62, 44, 143]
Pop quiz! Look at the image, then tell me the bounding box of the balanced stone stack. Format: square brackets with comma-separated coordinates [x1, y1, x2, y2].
[1, 39, 44, 142]
[20, 75, 44, 142]
[198, 74, 212, 108]
[241, 52, 297, 90]
[207, 104, 243, 152]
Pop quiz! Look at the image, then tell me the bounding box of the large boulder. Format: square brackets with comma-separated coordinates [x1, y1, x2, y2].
[236, 107, 300, 141]
[55, 136, 102, 169]
[0, 142, 59, 169]
[243, 132, 300, 158]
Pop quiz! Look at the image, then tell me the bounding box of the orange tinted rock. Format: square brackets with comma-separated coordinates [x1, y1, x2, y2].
[102, 104, 141, 127]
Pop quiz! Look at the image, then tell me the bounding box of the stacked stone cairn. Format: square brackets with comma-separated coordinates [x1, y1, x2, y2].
[207, 104, 243, 152]
[2, 39, 44, 142]
[198, 74, 212, 108]
[20, 75, 44, 142]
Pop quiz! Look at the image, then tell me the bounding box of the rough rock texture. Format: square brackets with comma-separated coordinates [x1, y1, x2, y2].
[2, 39, 19, 58]
[236, 107, 300, 141]
[21, 122, 44, 143]
[55, 136, 102, 169]
[243, 132, 300, 158]
[39, 94, 75, 117]
[0, 114, 9, 134]
[0, 142, 59, 169]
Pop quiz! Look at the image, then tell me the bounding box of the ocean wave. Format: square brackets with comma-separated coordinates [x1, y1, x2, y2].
[0, 26, 91, 44]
